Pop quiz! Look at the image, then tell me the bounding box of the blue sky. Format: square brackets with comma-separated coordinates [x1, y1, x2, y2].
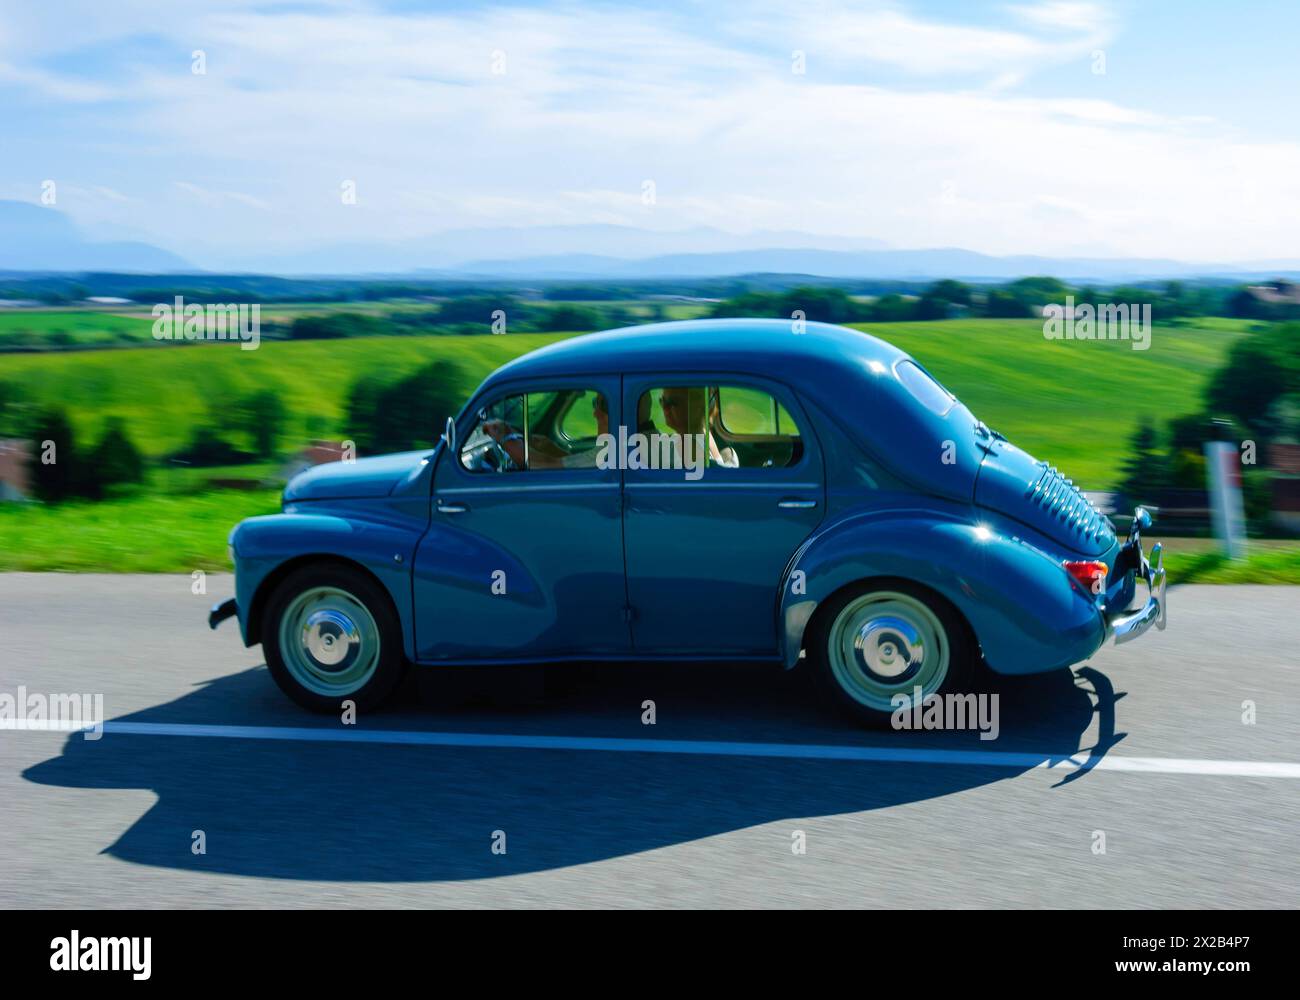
[2, 0, 1298, 265]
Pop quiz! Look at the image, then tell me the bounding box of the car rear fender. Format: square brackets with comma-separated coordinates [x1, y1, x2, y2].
[779, 510, 1105, 674]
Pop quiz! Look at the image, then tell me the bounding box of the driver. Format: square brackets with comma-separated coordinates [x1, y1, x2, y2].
[482, 393, 609, 470]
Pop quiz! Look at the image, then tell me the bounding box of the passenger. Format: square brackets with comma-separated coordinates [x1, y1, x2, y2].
[658, 387, 738, 469]
[707, 389, 740, 468]
[636, 392, 658, 436]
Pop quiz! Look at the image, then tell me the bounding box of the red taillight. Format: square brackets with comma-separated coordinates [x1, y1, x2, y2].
[1064, 560, 1108, 595]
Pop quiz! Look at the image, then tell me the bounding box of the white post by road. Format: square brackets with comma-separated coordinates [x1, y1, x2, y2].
[1204, 441, 1246, 560]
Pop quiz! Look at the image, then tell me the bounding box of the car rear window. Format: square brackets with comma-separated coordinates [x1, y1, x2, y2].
[896, 360, 954, 416]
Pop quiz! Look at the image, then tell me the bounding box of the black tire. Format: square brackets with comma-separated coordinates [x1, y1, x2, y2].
[806, 580, 976, 728]
[262, 563, 407, 713]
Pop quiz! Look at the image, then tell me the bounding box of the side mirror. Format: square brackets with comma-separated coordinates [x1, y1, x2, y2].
[1128, 505, 1152, 542]
[442, 416, 456, 452]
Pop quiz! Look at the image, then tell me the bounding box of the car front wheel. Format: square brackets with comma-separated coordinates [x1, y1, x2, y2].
[263, 564, 406, 713]
[808, 582, 974, 727]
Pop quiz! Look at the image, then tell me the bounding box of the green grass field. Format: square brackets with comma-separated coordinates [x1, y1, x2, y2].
[0, 331, 578, 458]
[0, 490, 279, 572]
[0, 314, 1283, 575]
[0, 309, 156, 348]
[1144, 537, 1300, 584]
[0, 298, 711, 350]
[1, 316, 1253, 485]
[1172, 546, 1300, 584]
[848, 316, 1251, 486]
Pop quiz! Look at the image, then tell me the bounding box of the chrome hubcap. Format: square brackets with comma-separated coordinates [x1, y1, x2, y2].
[302, 609, 361, 670]
[828, 592, 949, 711]
[856, 615, 923, 680]
[279, 587, 380, 697]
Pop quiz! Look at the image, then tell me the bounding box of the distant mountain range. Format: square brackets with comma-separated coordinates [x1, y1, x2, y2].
[220, 224, 893, 275]
[443, 247, 1233, 282]
[2, 202, 1298, 281]
[0, 201, 191, 272]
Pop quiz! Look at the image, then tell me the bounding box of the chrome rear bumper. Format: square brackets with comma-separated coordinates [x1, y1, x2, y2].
[1106, 509, 1167, 645]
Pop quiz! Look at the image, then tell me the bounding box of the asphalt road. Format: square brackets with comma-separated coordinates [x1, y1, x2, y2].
[1, 573, 1297, 908]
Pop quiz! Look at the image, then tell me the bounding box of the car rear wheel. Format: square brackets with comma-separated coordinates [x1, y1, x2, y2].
[263, 564, 406, 713]
[809, 582, 974, 727]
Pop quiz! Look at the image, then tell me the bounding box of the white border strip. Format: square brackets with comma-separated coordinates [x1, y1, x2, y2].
[4, 718, 1299, 778]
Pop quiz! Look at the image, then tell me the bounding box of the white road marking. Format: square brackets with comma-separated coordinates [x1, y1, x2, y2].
[4, 718, 1299, 778]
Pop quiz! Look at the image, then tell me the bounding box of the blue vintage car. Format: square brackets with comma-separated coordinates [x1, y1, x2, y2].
[210, 319, 1166, 724]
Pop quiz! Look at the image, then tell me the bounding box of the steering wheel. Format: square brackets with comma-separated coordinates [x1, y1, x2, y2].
[488, 437, 520, 472]
[460, 430, 521, 472]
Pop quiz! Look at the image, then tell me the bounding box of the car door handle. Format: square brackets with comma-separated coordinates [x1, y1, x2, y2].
[437, 500, 469, 514]
[778, 498, 817, 509]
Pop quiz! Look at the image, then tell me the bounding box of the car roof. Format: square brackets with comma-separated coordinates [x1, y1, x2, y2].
[484, 319, 908, 390]
[468, 318, 984, 502]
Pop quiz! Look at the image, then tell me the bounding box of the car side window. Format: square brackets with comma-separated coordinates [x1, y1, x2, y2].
[715, 386, 802, 438]
[460, 389, 609, 473]
[557, 389, 603, 442]
[636, 385, 803, 470]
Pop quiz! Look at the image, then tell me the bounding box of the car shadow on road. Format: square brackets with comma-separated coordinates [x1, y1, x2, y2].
[22, 661, 1118, 882]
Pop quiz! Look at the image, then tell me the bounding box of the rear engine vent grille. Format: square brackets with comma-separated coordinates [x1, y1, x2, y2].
[1024, 465, 1113, 547]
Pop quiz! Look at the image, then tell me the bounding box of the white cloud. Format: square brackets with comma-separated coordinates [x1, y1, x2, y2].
[793, 9, 1064, 75]
[174, 181, 270, 211]
[0, 59, 114, 101]
[1009, 2, 1110, 33]
[0, 0, 1297, 261]
[734, 0, 1114, 80]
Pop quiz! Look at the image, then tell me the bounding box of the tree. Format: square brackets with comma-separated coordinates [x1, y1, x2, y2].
[710, 291, 785, 319]
[27, 408, 78, 502]
[237, 389, 289, 459]
[171, 427, 251, 467]
[983, 289, 1033, 318]
[0, 380, 30, 437]
[1204, 323, 1299, 435]
[866, 294, 917, 322]
[1004, 276, 1070, 312]
[913, 294, 951, 320]
[85, 418, 145, 497]
[344, 374, 387, 453]
[925, 279, 973, 306]
[538, 304, 602, 331]
[345, 361, 466, 454]
[1166, 412, 1214, 488]
[780, 286, 867, 324]
[435, 296, 524, 328]
[288, 312, 386, 339]
[1227, 287, 1266, 319]
[1116, 418, 1170, 500]
[383, 361, 465, 451]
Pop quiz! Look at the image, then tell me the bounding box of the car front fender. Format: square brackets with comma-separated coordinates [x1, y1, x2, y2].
[230, 509, 422, 658]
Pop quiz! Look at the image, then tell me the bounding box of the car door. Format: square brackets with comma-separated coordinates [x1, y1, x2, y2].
[412, 376, 630, 661]
[622, 375, 825, 657]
